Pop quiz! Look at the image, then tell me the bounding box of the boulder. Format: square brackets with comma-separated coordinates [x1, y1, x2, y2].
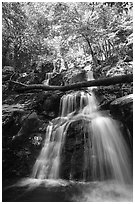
[2, 104, 25, 146]
[60, 119, 94, 181]
[60, 120, 84, 180]
[69, 70, 87, 84]
[15, 112, 42, 138]
[42, 93, 62, 117]
[2, 109, 49, 180]
[110, 94, 133, 148]
[49, 73, 64, 86]
[110, 94, 133, 107]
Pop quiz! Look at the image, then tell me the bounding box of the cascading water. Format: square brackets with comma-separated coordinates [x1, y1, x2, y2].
[31, 89, 132, 185]
[43, 72, 54, 85]
[13, 71, 132, 202]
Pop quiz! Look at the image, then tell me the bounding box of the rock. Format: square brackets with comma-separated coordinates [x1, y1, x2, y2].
[2, 66, 15, 74]
[49, 73, 64, 86]
[42, 93, 61, 117]
[2, 109, 49, 180]
[69, 70, 87, 84]
[60, 119, 92, 181]
[110, 94, 133, 107]
[110, 94, 133, 148]
[2, 104, 25, 146]
[63, 69, 87, 85]
[36, 61, 54, 75]
[15, 112, 41, 138]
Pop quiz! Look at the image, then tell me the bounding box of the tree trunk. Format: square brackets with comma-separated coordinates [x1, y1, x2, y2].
[11, 74, 133, 93]
[81, 34, 98, 66]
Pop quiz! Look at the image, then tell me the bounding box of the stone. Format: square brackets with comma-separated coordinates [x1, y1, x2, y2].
[69, 70, 87, 84]
[110, 94, 133, 107]
[16, 112, 41, 138]
[60, 119, 92, 181]
[2, 104, 25, 145]
[110, 94, 133, 148]
[49, 73, 64, 86]
[2, 66, 15, 74]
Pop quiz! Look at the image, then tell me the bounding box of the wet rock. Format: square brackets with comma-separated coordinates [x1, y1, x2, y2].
[63, 69, 87, 86]
[60, 119, 90, 181]
[2, 146, 36, 179]
[42, 93, 61, 117]
[49, 73, 64, 86]
[69, 70, 87, 84]
[2, 110, 49, 180]
[110, 94, 133, 107]
[15, 112, 42, 138]
[2, 104, 26, 146]
[110, 94, 133, 148]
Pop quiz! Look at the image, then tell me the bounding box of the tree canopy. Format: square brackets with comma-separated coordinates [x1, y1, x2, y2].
[2, 2, 133, 74]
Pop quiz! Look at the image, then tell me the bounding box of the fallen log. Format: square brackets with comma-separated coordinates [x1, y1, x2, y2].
[10, 74, 133, 93]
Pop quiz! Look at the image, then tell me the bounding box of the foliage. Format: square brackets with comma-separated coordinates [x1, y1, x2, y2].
[2, 2, 27, 69]
[2, 2, 133, 75]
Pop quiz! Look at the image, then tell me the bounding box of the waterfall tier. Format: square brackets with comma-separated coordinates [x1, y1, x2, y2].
[31, 90, 132, 184]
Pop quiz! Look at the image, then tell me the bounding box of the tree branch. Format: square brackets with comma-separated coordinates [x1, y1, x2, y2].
[11, 74, 133, 93]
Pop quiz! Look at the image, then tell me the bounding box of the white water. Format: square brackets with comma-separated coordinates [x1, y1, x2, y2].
[31, 89, 132, 185]
[72, 180, 133, 202]
[43, 72, 53, 85]
[22, 70, 132, 201]
[14, 178, 132, 201]
[32, 121, 67, 179]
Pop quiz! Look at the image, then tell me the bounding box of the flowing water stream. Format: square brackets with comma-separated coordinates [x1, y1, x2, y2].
[43, 72, 54, 85]
[5, 71, 132, 201]
[31, 90, 132, 184]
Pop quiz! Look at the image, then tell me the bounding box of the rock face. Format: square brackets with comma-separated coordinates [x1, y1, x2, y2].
[59, 119, 95, 181]
[69, 70, 87, 84]
[49, 73, 64, 86]
[110, 94, 133, 148]
[60, 119, 86, 180]
[15, 112, 41, 138]
[2, 105, 48, 180]
[64, 70, 87, 85]
[2, 104, 25, 145]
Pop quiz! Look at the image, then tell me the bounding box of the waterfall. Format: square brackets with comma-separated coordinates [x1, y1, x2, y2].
[43, 72, 53, 85]
[31, 88, 132, 184]
[32, 122, 66, 179]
